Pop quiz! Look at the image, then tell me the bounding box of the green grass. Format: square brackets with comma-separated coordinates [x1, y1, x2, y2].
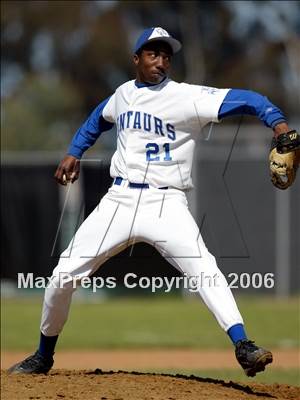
[143, 368, 300, 386]
[1, 295, 299, 350]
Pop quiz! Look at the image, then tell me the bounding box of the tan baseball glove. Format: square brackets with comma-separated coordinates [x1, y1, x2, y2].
[269, 130, 300, 190]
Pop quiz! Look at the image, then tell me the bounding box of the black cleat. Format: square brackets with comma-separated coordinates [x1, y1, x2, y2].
[235, 340, 273, 377]
[8, 351, 54, 375]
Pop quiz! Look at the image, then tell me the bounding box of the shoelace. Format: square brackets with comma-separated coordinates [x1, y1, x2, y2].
[20, 352, 43, 367]
[238, 340, 259, 354]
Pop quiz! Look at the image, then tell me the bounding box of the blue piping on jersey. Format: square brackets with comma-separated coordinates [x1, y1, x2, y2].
[67, 97, 114, 159]
[135, 76, 168, 88]
[218, 89, 286, 128]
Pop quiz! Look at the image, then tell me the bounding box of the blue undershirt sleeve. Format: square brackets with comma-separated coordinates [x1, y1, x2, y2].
[67, 96, 114, 159]
[218, 89, 286, 128]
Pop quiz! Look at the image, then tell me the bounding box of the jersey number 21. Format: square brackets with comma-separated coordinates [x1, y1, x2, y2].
[146, 143, 172, 161]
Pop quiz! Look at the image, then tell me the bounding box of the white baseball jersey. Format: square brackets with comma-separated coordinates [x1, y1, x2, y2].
[102, 79, 229, 189]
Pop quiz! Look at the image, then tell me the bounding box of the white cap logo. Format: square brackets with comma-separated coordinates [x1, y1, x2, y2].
[155, 27, 169, 37]
[149, 27, 170, 40]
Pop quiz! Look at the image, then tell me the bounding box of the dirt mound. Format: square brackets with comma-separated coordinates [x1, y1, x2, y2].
[1, 369, 299, 400]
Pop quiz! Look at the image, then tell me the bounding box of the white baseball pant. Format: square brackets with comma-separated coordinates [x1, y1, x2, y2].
[40, 182, 243, 336]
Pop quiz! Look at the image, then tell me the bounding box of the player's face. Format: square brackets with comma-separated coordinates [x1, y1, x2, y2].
[134, 41, 172, 84]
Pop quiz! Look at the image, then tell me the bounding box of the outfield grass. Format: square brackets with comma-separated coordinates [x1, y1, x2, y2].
[1, 295, 299, 350]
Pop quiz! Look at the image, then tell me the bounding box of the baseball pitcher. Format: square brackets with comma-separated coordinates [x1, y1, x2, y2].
[9, 27, 299, 377]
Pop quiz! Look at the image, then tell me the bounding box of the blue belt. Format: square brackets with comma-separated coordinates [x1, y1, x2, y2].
[114, 177, 168, 190]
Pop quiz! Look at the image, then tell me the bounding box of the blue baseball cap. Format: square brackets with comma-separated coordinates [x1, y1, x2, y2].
[134, 27, 182, 54]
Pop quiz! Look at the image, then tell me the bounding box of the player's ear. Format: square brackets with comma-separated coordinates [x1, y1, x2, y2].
[133, 54, 139, 66]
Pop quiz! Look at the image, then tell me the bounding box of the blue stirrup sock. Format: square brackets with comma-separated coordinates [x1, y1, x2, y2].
[227, 323, 247, 345]
[38, 332, 58, 359]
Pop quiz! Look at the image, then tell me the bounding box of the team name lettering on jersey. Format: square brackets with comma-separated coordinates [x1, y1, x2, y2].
[117, 111, 176, 140]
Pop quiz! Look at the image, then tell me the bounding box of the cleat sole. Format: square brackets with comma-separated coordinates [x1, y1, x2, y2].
[244, 352, 273, 377]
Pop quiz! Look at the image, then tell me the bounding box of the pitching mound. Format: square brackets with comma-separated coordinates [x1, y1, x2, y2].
[2, 369, 299, 400]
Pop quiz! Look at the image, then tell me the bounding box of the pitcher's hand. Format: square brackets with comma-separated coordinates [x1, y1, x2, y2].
[54, 155, 80, 185]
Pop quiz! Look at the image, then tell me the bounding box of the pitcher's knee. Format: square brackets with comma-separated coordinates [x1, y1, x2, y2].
[45, 273, 77, 296]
